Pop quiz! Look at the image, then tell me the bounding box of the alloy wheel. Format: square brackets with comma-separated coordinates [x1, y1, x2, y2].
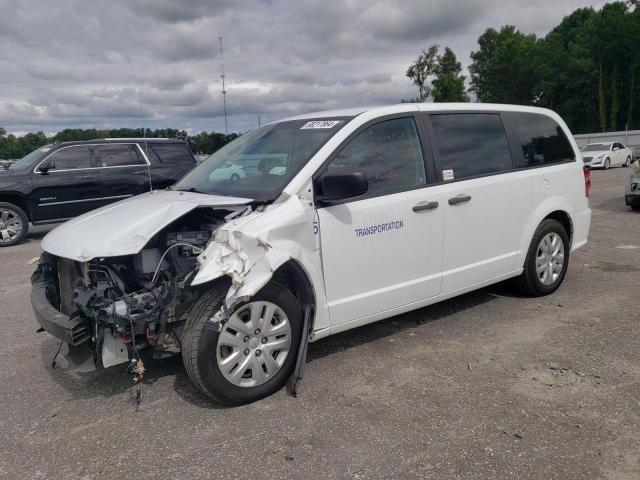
[0, 208, 23, 244]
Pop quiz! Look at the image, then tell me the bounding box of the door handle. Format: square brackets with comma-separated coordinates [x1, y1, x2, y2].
[412, 201, 439, 212]
[81, 175, 95, 179]
[448, 194, 472, 205]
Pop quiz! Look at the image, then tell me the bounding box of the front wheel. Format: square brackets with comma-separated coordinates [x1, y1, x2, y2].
[604, 158, 611, 169]
[0, 202, 29, 247]
[182, 281, 303, 405]
[624, 156, 631, 167]
[514, 219, 570, 297]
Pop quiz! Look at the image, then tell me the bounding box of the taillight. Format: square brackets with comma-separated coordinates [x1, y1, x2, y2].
[583, 166, 591, 198]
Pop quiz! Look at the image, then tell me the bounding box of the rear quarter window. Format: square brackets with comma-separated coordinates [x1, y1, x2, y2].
[503, 112, 575, 168]
[146, 143, 195, 165]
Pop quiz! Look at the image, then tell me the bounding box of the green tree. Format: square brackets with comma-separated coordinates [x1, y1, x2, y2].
[535, 7, 600, 133]
[406, 44, 440, 102]
[0, 128, 238, 159]
[469, 25, 539, 104]
[432, 47, 469, 102]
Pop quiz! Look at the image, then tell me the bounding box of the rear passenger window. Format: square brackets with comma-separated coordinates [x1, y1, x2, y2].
[504, 112, 575, 167]
[430, 113, 512, 180]
[150, 144, 193, 164]
[327, 117, 426, 197]
[95, 144, 145, 167]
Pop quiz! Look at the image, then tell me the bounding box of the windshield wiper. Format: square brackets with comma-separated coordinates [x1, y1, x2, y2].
[174, 187, 228, 196]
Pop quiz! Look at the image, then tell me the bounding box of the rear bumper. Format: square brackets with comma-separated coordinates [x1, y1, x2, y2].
[571, 207, 591, 251]
[31, 279, 90, 345]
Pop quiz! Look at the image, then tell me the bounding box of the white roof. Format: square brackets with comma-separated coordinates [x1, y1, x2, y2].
[282, 103, 558, 121]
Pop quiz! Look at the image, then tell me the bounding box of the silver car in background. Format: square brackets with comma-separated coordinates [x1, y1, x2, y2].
[625, 169, 640, 211]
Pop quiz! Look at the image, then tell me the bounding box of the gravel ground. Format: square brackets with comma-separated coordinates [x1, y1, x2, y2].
[0, 167, 639, 479]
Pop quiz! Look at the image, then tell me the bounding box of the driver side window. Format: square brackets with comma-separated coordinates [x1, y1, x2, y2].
[42, 146, 92, 171]
[327, 117, 426, 198]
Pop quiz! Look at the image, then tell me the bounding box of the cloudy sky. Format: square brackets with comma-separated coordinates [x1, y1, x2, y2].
[0, 0, 606, 135]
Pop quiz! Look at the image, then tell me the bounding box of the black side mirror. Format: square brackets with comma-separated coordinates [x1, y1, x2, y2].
[39, 161, 54, 173]
[317, 168, 368, 205]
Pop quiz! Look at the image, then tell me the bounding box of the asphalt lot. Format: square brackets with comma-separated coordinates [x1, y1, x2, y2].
[1, 167, 639, 479]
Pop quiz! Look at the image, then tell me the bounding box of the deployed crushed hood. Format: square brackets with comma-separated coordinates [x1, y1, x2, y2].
[41, 190, 252, 262]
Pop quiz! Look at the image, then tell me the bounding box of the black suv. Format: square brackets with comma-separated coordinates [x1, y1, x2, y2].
[0, 139, 196, 246]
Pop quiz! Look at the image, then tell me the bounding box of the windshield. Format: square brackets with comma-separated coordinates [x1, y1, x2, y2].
[174, 118, 352, 202]
[582, 143, 611, 152]
[9, 146, 52, 171]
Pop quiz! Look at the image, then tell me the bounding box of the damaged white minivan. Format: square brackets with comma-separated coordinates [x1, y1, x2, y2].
[31, 104, 591, 405]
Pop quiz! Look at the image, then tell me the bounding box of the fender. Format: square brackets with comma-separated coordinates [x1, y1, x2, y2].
[515, 195, 574, 269]
[0, 191, 32, 219]
[191, 194, 331, 332]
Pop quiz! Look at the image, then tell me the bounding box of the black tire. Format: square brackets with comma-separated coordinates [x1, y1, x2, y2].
[514, 219, 570, 297]
[182, 281, 303, 405]
[604, 158, 611, 170]
[230, 173, 240, 183]
[624, 156, 631, 167]
[631, 204, 640, 211]
[0, 202, 29, 247]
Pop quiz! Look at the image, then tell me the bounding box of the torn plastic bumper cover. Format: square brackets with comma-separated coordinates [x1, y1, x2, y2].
[31, 274, 90, 346]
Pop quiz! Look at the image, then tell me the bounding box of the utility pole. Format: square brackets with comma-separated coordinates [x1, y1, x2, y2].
[219, 36, 228, 134]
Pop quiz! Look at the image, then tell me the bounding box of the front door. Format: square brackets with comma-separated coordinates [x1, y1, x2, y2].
[31, 145, 103, 221]
[317, 116, 445, 326]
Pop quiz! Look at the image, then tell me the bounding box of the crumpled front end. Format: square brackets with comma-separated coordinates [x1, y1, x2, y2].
[31, 204, 239, 370]
[32, 191, 322, 372]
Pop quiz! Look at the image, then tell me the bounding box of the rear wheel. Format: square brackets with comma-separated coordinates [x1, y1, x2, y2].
[514, 219, 570, 297]
[182, 281, 303, 405]
[0, 202, 28, 247]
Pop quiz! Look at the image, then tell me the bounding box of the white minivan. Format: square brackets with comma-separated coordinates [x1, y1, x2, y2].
[31, 104, 591, 405]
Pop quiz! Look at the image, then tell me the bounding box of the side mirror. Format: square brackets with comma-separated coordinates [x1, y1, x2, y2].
[39, 162, 52, 173]
[317, 168, 368, 205]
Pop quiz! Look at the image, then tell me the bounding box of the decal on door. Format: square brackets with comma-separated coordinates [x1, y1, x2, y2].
[355, 220, 404, 238]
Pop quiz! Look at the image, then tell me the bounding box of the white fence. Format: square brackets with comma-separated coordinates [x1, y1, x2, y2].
[574, 130, 640, 154]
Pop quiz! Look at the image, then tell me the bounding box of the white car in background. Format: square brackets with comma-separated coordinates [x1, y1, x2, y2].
[208, 161, 246, 182]
[581, 142, 633, 169]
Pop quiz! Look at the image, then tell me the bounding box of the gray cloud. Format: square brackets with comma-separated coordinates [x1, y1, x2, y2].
[0, 0, 607, 134]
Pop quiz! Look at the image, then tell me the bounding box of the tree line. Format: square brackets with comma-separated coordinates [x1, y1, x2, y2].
[406, 1, 640, 134]
[0, 127, 239, 160]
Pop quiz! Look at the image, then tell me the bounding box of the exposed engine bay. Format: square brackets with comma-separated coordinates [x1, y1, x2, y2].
[32, 207, 242, 371]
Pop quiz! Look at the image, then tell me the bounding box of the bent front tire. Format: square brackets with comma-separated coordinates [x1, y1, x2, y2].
[0, 202, 29, 247]
[182, 281, 303, 405]
[514, 219, 570, 297]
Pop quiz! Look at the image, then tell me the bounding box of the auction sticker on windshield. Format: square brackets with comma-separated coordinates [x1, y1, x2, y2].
[301, 120, 343, 129]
